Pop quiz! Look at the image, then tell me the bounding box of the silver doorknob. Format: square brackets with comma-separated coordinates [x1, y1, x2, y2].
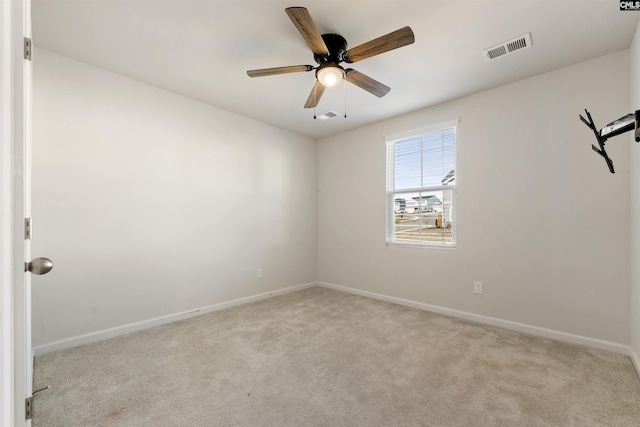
[25, 257, 54, 275]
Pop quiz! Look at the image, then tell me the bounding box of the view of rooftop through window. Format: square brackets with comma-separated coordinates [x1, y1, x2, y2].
[386, 123, 457, 247]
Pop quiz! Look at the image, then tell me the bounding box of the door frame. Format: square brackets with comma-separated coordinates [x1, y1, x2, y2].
[1, 0, 30, 426]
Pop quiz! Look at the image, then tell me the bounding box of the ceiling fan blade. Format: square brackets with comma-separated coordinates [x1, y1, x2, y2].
[247, 65, 313, 78]
[345, 69, 390, 98]
[285, 7, 329, 56]
[343, 26, 415, 63]
[304, 80, 326, 108]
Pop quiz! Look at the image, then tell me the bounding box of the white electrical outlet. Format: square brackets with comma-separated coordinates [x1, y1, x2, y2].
[256, 268, 262, 279]
[473, 281, 483, 294]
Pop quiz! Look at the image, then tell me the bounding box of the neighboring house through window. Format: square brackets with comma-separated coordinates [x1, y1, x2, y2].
[386, 119, 458, 247]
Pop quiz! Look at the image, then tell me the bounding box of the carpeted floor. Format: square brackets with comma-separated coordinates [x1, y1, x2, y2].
[33, 286, 640, 426]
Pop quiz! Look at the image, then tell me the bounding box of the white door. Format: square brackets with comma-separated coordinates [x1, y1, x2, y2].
[22, 0, 34, 424]
[1, 0, 43, 426]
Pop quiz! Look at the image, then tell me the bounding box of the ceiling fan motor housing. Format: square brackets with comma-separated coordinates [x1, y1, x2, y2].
[314, 33, 348, 65]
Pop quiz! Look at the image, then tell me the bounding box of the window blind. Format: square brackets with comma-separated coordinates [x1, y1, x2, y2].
[386, 120, 458, 247]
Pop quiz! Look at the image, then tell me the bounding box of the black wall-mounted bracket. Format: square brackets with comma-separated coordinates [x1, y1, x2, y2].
[579, 109, 640, 174]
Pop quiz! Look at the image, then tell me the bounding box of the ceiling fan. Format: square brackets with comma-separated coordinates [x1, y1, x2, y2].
[247, 7, 415, 109]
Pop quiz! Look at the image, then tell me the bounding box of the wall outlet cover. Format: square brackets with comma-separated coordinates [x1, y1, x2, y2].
[473, 281, 483, 294]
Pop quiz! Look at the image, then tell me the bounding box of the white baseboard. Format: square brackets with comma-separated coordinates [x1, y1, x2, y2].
[318, 282, 631, 356]
[631, 347, 640, 379]
[33, 282, 317, 355]
[35, 280, 637, 364]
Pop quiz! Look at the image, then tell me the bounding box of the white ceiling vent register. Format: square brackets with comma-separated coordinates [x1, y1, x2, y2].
[317, 110, 340, 120]
[483, 33, 532, 62]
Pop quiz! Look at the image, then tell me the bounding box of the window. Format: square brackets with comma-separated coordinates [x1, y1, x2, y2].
[386, 120, 458, 247]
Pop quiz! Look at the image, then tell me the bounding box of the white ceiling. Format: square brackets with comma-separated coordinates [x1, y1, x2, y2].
[32, 0, 640, 140]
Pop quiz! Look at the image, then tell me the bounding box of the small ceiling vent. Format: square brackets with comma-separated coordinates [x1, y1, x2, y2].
[317, 110, 340, 120]
[483, 33, 531, 62]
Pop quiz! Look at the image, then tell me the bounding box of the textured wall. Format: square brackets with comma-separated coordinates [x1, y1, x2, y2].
[630, 21, 640, 364]
[32, 45, 635, 350]
[318, 51, 630, 344]
[32, 49, 317, 346]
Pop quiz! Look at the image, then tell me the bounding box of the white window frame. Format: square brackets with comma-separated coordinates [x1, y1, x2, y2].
[385, 119, 458, 248]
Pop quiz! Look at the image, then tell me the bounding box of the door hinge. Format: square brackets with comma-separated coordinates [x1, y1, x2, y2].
[25, 218, 32, 240]
[25, 396, 32, 420]
[25, 386, 50, 420]
[24, 37, 32, 61]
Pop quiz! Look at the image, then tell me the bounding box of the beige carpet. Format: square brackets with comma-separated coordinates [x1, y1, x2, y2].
[33, 286, 640, 426]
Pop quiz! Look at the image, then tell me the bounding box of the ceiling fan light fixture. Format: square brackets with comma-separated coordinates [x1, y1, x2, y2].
[316, 63, 345, 87]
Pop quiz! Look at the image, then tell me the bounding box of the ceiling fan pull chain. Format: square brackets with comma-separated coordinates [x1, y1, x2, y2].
[313, 84, 317, 119]
[344, 78, 347, 118]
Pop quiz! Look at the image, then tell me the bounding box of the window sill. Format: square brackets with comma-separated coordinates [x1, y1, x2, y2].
[386, 242, 456, 250]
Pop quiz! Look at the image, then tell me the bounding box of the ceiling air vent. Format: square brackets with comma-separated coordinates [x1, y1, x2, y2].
[483, 33, 531, 62]
[317, 110, 340, 120]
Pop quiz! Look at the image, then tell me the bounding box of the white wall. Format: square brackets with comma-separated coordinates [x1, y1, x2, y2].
[630, 21, 640, 366]
[31, 49, 317, 347]
[33, 44, 635, 352]
[318, 51, 631, 345]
